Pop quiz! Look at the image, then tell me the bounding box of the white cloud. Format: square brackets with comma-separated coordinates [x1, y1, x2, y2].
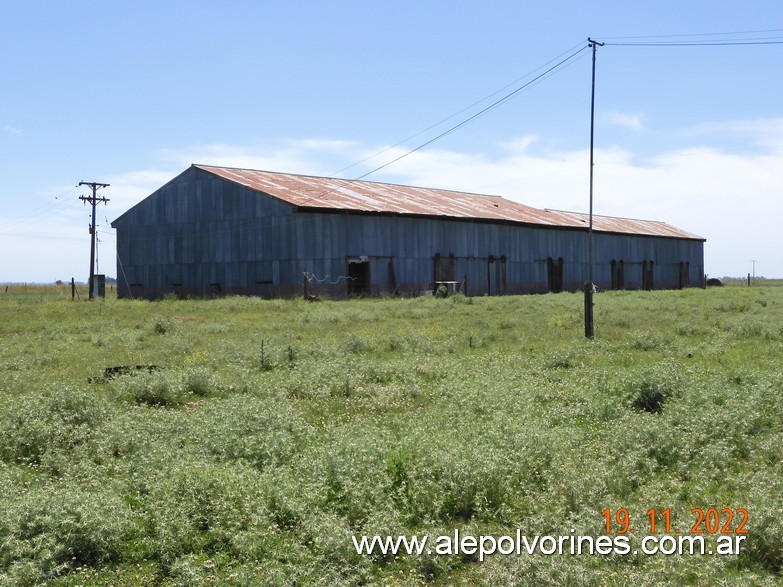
[684, 118, 783, 150]
[601, 111, 644, 131]
[498, 135, 540, 152]
[155, 139, 360, 176]
[105, 169, 179, 217]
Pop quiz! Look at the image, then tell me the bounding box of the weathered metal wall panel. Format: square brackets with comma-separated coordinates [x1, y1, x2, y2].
[289, 212, 703, 298]
[113, 167, 298, 298]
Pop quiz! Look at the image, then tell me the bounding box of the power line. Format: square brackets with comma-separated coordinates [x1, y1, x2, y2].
[597, 31, 783, 47]
[0, 187, 80, 233]
[597, 28, 783, 41]
[292, 43, 591, 208]
[0, 231, 83, 241]
[329, 40, 589, 178]
[352, 45, 591, 181]
[338, 27, 782, 186]
[604, 39, 783, 47]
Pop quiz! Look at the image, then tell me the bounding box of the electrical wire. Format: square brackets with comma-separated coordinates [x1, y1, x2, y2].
[352, 45, 590, 181]
[329, 40, 589, 178]
[0, 187, 81, 233]
[604, 39, 783, 47]
[597, 28, 783, 41]
[596, 29, 783, 47]
[0, 230, 82, 241]
[327, 28, 782, 190]
[291, 42, 591, 208]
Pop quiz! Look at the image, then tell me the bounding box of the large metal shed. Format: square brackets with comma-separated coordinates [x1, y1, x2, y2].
[110, 164, 705, 299]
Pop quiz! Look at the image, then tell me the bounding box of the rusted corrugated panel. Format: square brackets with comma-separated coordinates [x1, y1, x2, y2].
[195, 164, 563, 223]
[194, 165, 704, 241]
[550, 210, 705, 240]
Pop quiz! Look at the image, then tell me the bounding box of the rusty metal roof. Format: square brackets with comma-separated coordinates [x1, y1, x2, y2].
[195, 164, 704, 240]
[546, 209, 705, 240]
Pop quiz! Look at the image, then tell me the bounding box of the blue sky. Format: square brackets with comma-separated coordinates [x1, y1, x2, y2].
[1, 1, 782, 282]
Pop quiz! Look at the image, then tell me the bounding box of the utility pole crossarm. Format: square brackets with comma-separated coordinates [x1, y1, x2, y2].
[78, 181, 110, 300]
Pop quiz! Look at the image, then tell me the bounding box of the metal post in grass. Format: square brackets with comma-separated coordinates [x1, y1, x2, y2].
[585, 38, 603, 339]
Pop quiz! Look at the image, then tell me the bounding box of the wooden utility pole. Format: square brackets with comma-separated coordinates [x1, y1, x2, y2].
[585, 38, 603, 339]
[79, 181, 110, 300]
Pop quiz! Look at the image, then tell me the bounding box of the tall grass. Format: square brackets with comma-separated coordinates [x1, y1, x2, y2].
[0, 286, 781, 585]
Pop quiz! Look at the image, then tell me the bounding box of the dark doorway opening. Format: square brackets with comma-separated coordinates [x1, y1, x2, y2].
[678, 261, 689, 289]
[547, 257, 564, 293]
[434, 253, 456, 283]
[611, 259, 625, 290]
[486, 255, 507, 296]
[387, 259, 398, 295]
[642, 260, 654, 291]
[347, 258, 371, 296]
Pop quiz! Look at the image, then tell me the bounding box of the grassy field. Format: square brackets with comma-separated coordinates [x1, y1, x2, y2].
[0, 284, 781, 586]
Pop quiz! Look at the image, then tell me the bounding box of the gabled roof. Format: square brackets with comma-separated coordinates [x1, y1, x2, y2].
[195, 164, 704, 241]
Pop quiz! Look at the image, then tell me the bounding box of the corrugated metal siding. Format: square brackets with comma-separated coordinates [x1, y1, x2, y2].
[283, 212, 704, 297]
[113, 167, 299, 298]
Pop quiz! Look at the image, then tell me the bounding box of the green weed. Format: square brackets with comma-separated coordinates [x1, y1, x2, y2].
[1, 286, 782, 585]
